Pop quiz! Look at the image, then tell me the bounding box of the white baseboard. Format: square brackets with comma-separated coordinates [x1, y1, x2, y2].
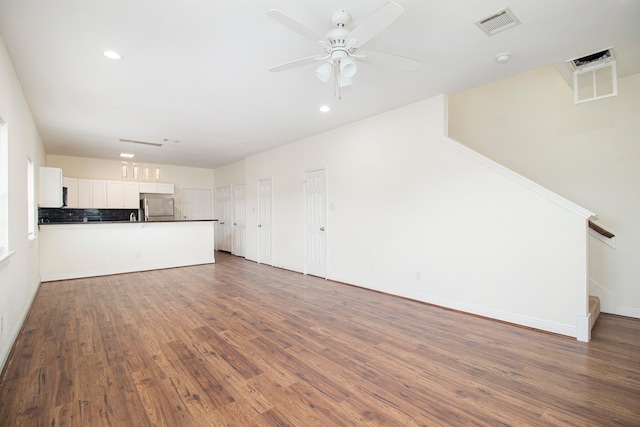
[589, 278, 640, 319]
[329, 274, 578, 339]
[0, 281, 41, 373]
[617, 306, 640, 319]
[41, 258, 215, 282]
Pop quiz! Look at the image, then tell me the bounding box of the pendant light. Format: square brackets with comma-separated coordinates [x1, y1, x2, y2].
[121, 162, 128, 178]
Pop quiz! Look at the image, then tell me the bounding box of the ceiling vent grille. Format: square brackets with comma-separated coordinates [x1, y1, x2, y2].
[475, 8, 521, 36]
[567, 48, 617, 104]
[568, 48, 615, 71]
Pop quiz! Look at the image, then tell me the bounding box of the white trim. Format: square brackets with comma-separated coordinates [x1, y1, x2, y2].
[588, 227, 616, 249]
[41, 260, 215, 282]
[589, 278, 617, 314]
[0, 249, 15, 270]
[576, 314, 591, 342]
[0, 278, 40, 373]
[588, 278, 640, 319]
[616, 306, 640, 319]
[441, 136, 595, 219]
[330, 274, 579, 339]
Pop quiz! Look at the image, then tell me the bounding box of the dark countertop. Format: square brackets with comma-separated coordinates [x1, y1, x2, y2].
[40, 219, 218, 225]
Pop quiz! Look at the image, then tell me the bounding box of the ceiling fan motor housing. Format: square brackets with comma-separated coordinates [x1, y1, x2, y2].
[330, 10, 351, 27]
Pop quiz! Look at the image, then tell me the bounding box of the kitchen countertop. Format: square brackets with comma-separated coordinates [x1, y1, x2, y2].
[39, 219, 218, 225]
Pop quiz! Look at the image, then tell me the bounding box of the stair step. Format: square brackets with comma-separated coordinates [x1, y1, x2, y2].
[589, 295, 600, 330]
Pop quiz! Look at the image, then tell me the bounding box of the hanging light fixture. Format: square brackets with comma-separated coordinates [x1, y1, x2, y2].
[315, 62, 333, 83]
[155, 165, 160, 180]
[121, 161, 128, 178]
[133, 163, 139, 179]
[339, 56, 357, 78]
[144, 164, 150, 180]
[315, 50, 359, 100]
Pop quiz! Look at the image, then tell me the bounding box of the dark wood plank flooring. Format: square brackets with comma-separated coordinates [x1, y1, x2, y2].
[1, 251, 639, 426]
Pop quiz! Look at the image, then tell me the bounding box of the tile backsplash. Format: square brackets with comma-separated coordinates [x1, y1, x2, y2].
[39, 208, 139, 223]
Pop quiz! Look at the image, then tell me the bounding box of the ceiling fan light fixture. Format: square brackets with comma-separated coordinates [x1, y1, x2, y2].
[315, 62, 333, 83]
[340, 57, 357, 78]
[338, 75, 352, 88]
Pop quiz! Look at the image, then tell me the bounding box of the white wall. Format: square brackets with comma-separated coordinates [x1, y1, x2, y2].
[46, 155, 214, 220]
[220, 94, 591, 338]
[0, 36, 46, 371]
[449, 66, 640, 319]
[213, 160, 244, 188]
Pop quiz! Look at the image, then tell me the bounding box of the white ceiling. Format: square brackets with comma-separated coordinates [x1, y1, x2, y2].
[1, 0, 639, 169]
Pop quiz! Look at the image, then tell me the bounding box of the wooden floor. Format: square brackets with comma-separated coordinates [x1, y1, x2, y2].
[1, 252, 640, 426]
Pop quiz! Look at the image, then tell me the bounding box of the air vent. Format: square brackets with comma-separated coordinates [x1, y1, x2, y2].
[475, 8, 521, 36]
[119, 138, 163, 147]
[567, 48, 617, 104]
[568, 48, 615, 71]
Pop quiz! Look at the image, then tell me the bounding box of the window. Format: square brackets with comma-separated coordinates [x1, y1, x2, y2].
[27, 156, 35, 239]
[0, 118, 8, 256]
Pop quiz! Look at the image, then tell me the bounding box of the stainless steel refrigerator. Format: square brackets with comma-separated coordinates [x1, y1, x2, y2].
[141, 198, 174, 221]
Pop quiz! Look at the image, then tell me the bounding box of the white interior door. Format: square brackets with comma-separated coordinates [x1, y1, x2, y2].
[214, 186, 232, 252]
[304, 169, 327, 278]
[233, 184, 246, 257]
[258, 178, 273, 265]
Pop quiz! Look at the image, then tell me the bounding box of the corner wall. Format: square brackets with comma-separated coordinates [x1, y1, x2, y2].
[224, 94, 591, 338]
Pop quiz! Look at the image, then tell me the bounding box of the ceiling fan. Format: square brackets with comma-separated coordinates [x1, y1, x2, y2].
[267, 1, 421, 99]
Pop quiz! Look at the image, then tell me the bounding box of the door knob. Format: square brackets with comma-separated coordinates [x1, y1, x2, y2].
[258, 224, 262, 228]
[320, 227, 325, 231]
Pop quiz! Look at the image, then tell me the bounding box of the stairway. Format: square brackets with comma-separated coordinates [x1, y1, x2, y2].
[589, 295, 601, 331]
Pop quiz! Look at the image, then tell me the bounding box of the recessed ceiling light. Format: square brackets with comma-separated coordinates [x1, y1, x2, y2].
[319, 105, 331, 113]
[102, 50, 122, 60]
[120, 152, 135, 158]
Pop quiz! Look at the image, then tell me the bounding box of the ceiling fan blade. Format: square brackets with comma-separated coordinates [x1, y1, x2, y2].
[268, 55, 328, 73]
[267, 9, 324, 43]
[349, 1, 404, 47]
[356, 51, 421, 71]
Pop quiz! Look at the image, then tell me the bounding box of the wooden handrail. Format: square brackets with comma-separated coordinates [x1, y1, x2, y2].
[589, 220, 615, 239]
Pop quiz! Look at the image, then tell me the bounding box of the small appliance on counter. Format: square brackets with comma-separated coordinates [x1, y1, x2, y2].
[141, 198, 174, 221]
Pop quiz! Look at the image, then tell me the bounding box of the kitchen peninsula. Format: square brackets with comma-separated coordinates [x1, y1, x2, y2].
[39, 220, 215, 281]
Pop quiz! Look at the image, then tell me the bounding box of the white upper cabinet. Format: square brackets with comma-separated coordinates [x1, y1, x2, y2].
[63, 177, 78, 208]
[40, 167, 63, 208]
[123, 182, 140, 208]
[78, 179, 92, 208]
[106, 180, 124, 208]
[92, 180, 107, 208]
[139, 182, 174, 194]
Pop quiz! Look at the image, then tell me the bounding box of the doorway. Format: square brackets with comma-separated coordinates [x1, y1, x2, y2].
[304, 169, 327, 278]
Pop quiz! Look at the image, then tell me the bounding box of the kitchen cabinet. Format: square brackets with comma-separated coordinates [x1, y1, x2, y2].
[40, 167, 63, 208]
[123, 182, 140, 208]
[139, 182, 174, 194]
[107, 180, 139, 208]
[106, 180, 124, 208]
[138, 182, 157, 194]
[63, 177, 78, 208]
[92, 180, 107, 208]
[157, 183, 174, 194]
[70, 178, 141, 208]
[78, 179, 92, 208]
